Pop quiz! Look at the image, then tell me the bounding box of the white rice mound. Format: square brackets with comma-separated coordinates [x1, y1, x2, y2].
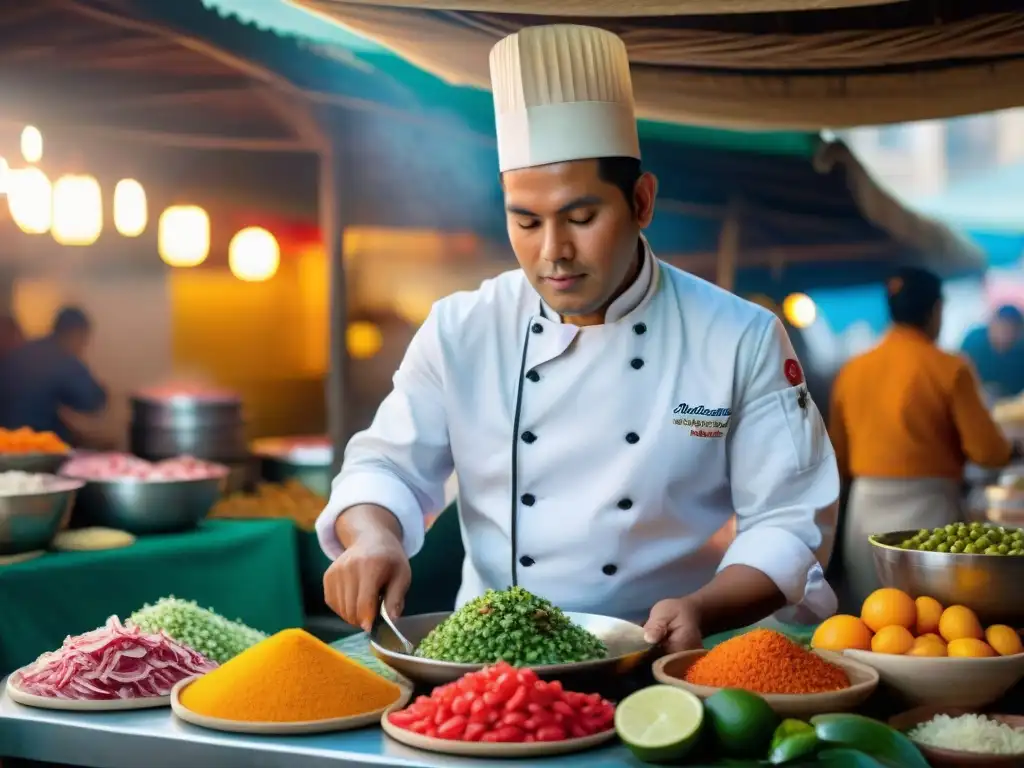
[909, 714, 1024, 755]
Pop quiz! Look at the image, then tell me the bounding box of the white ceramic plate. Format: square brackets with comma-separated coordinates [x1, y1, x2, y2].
[170, 673, 413, 735]
[380, 714, 617, 758]
[5, 674, 170, 711]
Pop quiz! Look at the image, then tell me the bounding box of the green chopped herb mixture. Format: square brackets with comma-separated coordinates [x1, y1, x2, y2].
[415, 586, 607, 666]
[128, 596, 266, 664]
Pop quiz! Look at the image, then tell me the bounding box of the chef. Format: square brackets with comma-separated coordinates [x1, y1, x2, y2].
[318, 25, 840, 652]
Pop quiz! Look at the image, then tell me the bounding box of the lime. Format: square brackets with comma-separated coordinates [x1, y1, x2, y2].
[615, 685, 705, 764]
[811, 713, 929, 768]
[771, 719, 813, 750]
[703, 688, 779, 758]
[769, 719, 818, 764]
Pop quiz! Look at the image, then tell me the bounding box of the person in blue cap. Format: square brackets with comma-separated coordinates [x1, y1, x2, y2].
[960, 305, 1024, 401]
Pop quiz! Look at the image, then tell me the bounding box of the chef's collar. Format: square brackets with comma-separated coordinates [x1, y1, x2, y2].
[539, 237, 654, 324]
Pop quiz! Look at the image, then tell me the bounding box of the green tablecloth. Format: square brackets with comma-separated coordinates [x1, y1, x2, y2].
[0, 519, 304, 676]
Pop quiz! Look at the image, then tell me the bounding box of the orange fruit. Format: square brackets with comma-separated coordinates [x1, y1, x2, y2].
[871, 625, 915, 655]
[914, 596, 944, 636]
[947, 638, 996, 658]
[907, 634, 947, 657]
[938, 606, 984, 643]
[985, 625, 1024, 656]
[860, 588, 917, 633]
[811, 615, 874, 652]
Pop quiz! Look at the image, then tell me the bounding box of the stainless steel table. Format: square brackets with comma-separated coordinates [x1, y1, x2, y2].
[0, 677, 641, 768]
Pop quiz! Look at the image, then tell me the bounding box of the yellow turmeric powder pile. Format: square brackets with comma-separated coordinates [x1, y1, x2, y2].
[179, 628, 402, 722]
[684, 629, 850, 695]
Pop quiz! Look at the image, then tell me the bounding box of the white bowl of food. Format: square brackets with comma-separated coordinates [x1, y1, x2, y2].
[843, 650, 1024, 708]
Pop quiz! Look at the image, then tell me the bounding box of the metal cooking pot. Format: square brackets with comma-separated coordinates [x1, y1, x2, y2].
[128, 390, 247, 463]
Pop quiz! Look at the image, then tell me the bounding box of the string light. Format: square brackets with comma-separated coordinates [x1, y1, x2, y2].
[783, 293, 817, 328]
[347, 321, 383, 360]
[7, 167, 52, 234]
[113, 179, 147, 237]
[228, 226, 279, 282]
[20, 126, 43, 164]
[158, 205, 210, 267]
[52, 174, 102, 246]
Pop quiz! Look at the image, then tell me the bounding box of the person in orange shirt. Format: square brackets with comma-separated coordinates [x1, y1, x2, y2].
[829, 267, 1020, 609]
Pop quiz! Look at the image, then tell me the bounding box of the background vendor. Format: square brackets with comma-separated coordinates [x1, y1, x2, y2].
[960, 304, 1024, 401]
[318, 24, 839, 652]
[829, 267, 1019, 610]
[0, 306, 107, 445]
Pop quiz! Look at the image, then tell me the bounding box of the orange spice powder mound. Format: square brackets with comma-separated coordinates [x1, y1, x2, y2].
[683, 629, 850, 695]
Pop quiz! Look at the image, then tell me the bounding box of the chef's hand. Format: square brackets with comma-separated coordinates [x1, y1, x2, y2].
[323, 530, 412, 633]
[643, 598, 704, 654]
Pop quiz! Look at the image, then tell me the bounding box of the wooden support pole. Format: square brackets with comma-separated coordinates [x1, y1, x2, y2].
[716, 198, 741, 293]
[320, 132, 348, 477]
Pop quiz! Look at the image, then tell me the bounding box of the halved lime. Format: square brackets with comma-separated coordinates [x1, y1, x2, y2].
[615, 685, 704, 764]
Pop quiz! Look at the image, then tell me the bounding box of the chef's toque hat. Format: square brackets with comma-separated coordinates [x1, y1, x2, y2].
[489, 25, 641, 173]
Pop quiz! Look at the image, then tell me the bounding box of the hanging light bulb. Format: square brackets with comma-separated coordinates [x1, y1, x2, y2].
[52, 174, 102, 246]
[228, 226, 279, 282]
[158, 205, 209, 267]
[113, 179, 147, 237]
[7, 167, 52, 234]
[20, 126, 43, 164]
[783, 293, 818, 329]
[347, 321, 383, 360]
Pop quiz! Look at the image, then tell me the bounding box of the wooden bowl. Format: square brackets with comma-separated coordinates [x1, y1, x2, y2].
[651, 648, 878, 719]
[889, 706, 1024, 767]
[844, 650, 1024, 708]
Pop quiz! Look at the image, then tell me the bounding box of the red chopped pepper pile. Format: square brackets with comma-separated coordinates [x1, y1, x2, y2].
[387, 662, 615, 743]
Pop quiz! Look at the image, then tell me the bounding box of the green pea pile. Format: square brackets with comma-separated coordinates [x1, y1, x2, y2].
[898, 521, 1024, 555]
[415, 586, 608, 666]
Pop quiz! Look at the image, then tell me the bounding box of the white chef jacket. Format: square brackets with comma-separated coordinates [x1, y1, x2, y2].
[318, 238, 840, 623]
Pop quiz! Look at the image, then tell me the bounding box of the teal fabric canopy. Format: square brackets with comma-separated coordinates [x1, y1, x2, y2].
[915, 161, 1024, 235]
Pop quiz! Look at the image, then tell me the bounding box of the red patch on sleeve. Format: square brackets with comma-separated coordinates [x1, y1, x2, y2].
[784, 359, 804, 386]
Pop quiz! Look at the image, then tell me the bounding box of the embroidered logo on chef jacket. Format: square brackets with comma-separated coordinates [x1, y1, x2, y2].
[784, 359, 804, 386]
[672, 403, 731, 438]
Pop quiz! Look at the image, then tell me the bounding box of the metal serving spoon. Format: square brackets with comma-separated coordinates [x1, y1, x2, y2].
[373, 598, 415, 656]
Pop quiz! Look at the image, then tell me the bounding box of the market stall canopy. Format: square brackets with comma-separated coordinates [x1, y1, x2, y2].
[634, 134, 984, 292]
[0, 0, 326, 154]
[289, 0, 1024, 129]
[913, 160, 1024, 269]
[915, 161, 1024, 235]
[0, 0, 508, 236]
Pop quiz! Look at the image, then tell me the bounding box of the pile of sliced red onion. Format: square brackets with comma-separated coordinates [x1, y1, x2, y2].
[15, 616, 216, 700]
[61, 453, 227, 482]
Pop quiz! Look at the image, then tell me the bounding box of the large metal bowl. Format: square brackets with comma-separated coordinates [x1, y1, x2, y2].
[0, 453, 69, 474]
[370, 611, 655, 687]
[0, 477, 84, 555]
[871, 530, 1024, 624]
[71, 476, 226, 535]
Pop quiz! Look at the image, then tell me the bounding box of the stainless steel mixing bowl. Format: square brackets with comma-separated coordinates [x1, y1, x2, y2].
[0, 478, 84, 555]
[871, 529, 1024, 624]
[0, 453, 70, 474]
[370, 611, 655, 687]
[71, 475, 226, 535]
